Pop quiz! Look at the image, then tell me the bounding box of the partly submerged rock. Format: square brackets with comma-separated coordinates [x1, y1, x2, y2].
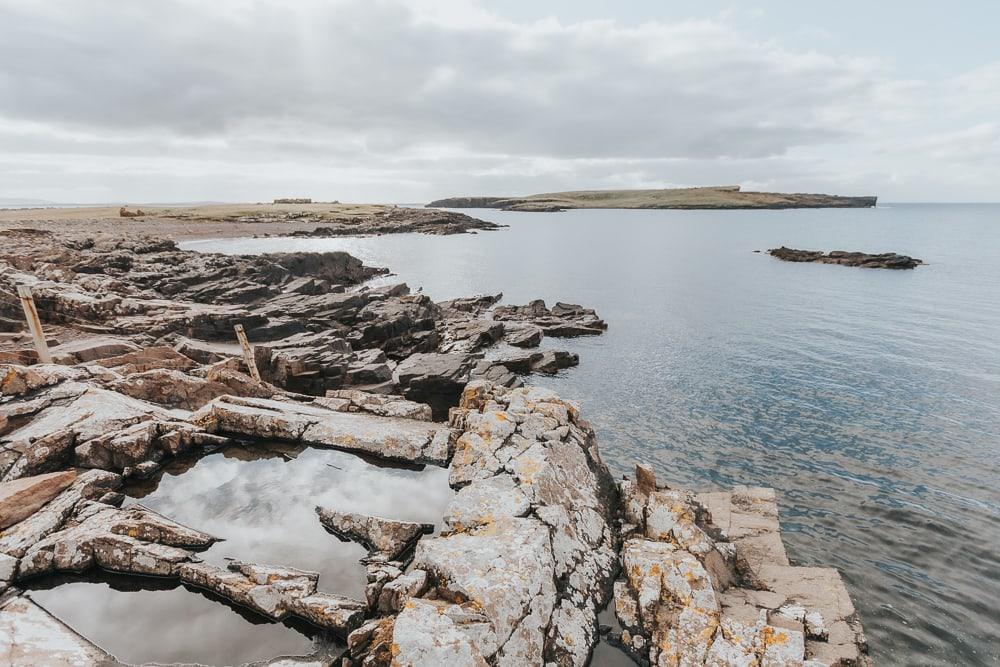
[768, 246, 922, 269]
[610, 470, 871, 667]
[492, 299, 607, 337]
[17, 501, 216, 579]
[178, 560, 366, 634]
[315, 507, 432, 560]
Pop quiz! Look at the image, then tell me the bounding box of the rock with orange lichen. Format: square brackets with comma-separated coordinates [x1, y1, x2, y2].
[390, 598, 492, 665]
[362, 381, 617, 667]
[611, 468, 871, 667]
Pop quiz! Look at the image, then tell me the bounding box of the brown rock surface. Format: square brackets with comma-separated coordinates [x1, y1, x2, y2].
[0, 470, 77, 530]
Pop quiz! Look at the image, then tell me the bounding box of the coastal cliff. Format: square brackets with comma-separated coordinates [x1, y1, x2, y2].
[427, 186, 877, 211]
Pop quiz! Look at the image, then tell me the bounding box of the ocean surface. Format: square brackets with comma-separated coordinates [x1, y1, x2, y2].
[181, 203, 1000, 666]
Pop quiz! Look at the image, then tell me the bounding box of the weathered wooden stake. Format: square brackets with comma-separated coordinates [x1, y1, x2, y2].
[17, 285, 53, 364]
[233, 323, 262, 383]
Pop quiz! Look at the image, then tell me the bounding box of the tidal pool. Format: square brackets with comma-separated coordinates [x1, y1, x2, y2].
[27, 442, 454, 665]
[27, 572, 327, 666]
[124, 442, 453, 598]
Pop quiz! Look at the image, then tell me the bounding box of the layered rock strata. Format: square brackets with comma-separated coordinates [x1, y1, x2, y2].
[609, 468, 870, 666]
[0, 374, 870, 666]
[0, 230, 606, 420]
[345, 381, 620, 666]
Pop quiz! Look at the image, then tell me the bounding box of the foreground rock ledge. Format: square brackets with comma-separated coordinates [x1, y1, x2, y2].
[344, 381, 871, 667]
[0, 374, 869, 666]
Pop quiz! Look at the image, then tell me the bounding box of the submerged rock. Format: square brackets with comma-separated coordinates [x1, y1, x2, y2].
[179, 560, 366, 634]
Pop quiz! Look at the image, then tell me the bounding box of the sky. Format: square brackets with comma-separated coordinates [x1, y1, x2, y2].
[1, 0, 998, 204]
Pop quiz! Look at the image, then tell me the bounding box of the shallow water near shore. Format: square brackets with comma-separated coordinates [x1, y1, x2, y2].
[186, 203, 1000, 665]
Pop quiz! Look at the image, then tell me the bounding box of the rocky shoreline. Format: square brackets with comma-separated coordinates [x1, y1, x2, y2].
[768, 247, 923, 269]
[0, 216, 869, 665]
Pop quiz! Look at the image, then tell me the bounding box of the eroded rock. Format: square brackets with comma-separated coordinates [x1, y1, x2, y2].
[316, 507, 432, 561]
[192, 394, 454, 465]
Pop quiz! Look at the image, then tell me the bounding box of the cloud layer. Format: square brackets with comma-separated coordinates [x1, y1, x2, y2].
[1, 0, 997, 202]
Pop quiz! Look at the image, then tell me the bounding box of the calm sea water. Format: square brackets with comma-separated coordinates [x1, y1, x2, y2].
[185, 203, 1000, 666]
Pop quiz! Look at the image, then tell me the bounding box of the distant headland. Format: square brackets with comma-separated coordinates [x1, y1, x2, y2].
[426, 185, 877, 211]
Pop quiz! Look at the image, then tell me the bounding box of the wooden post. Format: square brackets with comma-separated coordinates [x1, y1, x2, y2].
[17, 285, 53, 364]
[233, 324, 262, 383]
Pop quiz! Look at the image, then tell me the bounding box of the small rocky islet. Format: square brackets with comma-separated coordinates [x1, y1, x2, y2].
[767, 246, 922, 269]
[0, 208, 870, 666]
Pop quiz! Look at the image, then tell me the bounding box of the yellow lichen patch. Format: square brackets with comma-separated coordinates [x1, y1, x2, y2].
[404, 600, 417, 610]
[494, 411, 509, 422]
[127, 528, 138, 538]
[762, 626, 789, 646]
[516, 456, 542, 483]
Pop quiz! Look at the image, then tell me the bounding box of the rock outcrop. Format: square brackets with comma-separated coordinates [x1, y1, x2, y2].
[346, 381, 620, 667]
[768, 246, 922, 269]
[610, 468, 870, 666]
[493, 300, 607, 337]
[1, 230, 605, 418]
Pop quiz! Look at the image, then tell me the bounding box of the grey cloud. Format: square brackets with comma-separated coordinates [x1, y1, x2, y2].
[1, 1, 872, 160]
[0, 0, 996, 201]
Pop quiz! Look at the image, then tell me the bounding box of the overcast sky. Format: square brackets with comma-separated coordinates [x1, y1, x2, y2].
[1, 0, 998, 203]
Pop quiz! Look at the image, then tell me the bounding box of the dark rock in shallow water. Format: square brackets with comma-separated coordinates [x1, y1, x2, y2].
[493, 299, 607, 337]
[531, 350, 580, 374]
[768, 246, 922, 269]
[505, 323, 543, 348]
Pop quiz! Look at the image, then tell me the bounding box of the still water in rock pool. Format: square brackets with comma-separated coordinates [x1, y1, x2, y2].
[185, 204, 1000, 665]
[28, 572, 324, 666]
[28, 443, 453, 664]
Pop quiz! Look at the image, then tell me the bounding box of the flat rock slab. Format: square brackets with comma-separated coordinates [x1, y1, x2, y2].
[316, 507, 432, 560]
[0, 596, 112, 666]
[0, 470, 76, 530]
[191, 395, 453, 465]
[49, 337, 141, 364]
